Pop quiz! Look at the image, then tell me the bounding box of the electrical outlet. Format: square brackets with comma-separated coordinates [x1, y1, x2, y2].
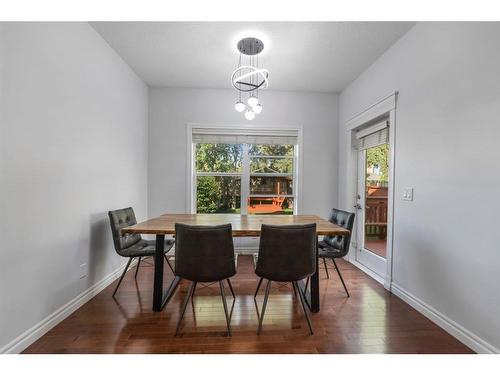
[79, 263, 87, 279]
[402, 187, 414, 201]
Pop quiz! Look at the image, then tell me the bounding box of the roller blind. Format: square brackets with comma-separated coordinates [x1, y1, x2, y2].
[192, 127, 299, 145]
[354, 120, 389, 150]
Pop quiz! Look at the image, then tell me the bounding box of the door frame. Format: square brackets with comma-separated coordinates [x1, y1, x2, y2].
[343, 92, 397, 290]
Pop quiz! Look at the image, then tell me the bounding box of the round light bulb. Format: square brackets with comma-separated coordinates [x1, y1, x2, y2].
[247, 96, 259, 107]
[245, 110, 255, 120]
[253, 103, 263, 114]
[234, 101, 245, 112]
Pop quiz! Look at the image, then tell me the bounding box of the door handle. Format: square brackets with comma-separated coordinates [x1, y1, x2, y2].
[354, 203, 362, 210]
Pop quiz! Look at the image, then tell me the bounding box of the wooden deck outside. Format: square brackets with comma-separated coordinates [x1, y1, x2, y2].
[365, 185, 388, 258]
[365, 239, 387, 258]
[365, 185, 388, 238]
[248, 196, 288, 214]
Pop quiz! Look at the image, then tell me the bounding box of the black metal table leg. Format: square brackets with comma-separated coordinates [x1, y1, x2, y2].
[310, 262, 320, 312]
[296, 235, 320, 313]
[153, 234, 165, 311]
[310, 235, 320, 312]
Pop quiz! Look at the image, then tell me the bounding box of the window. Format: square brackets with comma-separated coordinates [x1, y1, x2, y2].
[195, 143, 242, 214]
[191, 127, 299, 215]
[248, 144, 295, 214]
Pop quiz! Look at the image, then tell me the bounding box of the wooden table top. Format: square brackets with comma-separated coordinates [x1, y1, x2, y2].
[122, 213, 349, 237]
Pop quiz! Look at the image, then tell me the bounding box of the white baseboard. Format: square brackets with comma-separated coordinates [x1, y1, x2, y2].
[0, 259, 136, 354]
[391, 283, 499, 354]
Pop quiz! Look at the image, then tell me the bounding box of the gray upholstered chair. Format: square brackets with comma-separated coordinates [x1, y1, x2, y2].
[174, 223, 236, 336]
[108, 207, 174, 297]
[317, 208, 355, 297]
[254, 224, 317, 335]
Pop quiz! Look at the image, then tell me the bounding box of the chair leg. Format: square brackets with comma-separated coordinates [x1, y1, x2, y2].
[134, 257, 142, 279]
[323, 258, 330, 279]
[219, 281, 232, 336]
[292, 281, 298, 298]
[164, 255, 175, 273]
[257, 280, 271, 335]
[226, 278, 235, 300]
[254, 277, 263, 299]
[112, 258, 133, 297]
[294, 281, 314, 335]
[332, 259, 349, 297]
[191, 282, 197, 301]
[175, 281, 196, 336]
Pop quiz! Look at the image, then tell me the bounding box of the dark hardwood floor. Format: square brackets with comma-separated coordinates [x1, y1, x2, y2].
[23, 255, 474, 354]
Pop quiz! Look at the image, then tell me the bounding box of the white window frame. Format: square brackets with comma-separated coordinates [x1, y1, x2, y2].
[186, 123, 303, 215]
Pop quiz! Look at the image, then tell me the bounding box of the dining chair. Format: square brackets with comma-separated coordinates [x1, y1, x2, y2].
[317, 208, 355, 297]
[254, 224, 317, 335]
[108, 207, 174, 297]
[174, 223, 236, 336]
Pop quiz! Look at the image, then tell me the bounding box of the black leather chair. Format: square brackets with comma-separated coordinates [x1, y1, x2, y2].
[254, 224, 317, 335]
[174, 223, 236, 336]
[108, 207, 174, 297]
[318, 208, 355, 297]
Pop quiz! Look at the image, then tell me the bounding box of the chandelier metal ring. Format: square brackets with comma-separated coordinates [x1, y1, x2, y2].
[231, 65, 269, 92]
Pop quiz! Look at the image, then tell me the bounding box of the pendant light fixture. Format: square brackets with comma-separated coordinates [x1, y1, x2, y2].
[232, 37, 269, 120]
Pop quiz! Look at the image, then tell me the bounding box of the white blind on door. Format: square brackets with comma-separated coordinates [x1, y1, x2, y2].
[192, 127, 299, 145]
[354, 120, 389, 150]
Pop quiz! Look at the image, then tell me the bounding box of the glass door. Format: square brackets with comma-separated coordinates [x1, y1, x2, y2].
[355, 143, 389, 277]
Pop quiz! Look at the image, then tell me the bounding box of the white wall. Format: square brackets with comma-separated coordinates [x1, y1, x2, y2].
[148, 87, 339, 219]
[0, 23, 149, 351]
[339, 22, 500, 352]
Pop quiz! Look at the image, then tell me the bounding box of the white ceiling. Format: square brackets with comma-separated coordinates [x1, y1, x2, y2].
[91, 22, 414, 93]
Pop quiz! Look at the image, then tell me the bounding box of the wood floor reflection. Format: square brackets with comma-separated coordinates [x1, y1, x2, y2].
[23, 255, 473, 354]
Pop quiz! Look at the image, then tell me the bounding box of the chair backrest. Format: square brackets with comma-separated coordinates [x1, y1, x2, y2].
[108, 207, 142, 254]
[322, 208, 355, 256]
[256, 224, 317, 282]
[175, 223, 236, 282]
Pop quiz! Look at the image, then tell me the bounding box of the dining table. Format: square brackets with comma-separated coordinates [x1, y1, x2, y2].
[121, 213, 350, 313]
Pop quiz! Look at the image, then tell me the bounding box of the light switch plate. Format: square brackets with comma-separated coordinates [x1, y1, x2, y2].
[402, 187, 414, 201]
